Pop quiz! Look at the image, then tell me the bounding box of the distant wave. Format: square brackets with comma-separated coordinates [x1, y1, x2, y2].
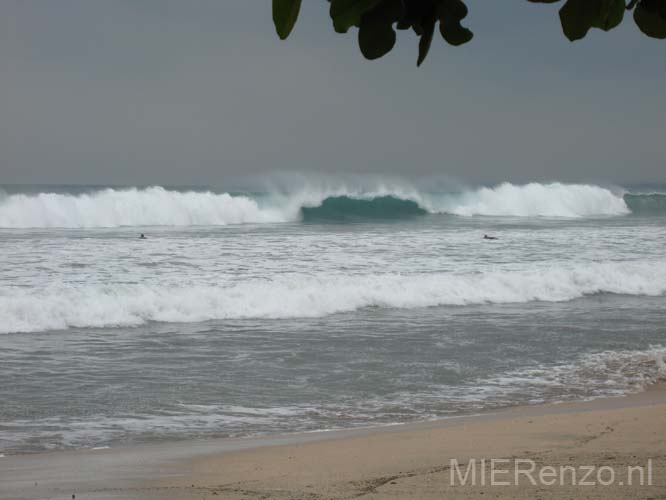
[623, 193, 666, 214]
[0, 187, 287, 228]
[301, 196, 427, 221]
[0, 182, 655, 228]
[431, 182, 629, 217]
[2, 261, 665, 334]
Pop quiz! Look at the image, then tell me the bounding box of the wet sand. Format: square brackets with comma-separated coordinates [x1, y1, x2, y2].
[2, 386, 666, 500]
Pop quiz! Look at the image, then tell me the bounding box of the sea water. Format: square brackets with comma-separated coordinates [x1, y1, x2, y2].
[1, 180, 665, 454]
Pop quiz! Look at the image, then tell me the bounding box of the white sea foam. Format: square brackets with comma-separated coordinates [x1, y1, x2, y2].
[0, 404, 318, 452]
[0, 182, 630, 228]
[1, 261, 664, 334]
[428, 182, 630, 217]
[482, 346, 666, 399]
[3, 346, 664, 453]
[0, 187, 287, 228]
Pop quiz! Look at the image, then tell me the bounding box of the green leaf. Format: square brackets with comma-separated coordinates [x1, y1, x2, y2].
[437, 0, 474, 46]
[417, 11, 436, 66]
[273, 0, 301, 40]
[634, 0, 666, 38]
[559, 0, 624, 41]
[358, 26, 395, 59]
[590, 0, 625, 31]
[357, 0, 403, 59]
[559, 0, 599, 40]
[330, 0, 383, 33]
[396, 18, 411, 30]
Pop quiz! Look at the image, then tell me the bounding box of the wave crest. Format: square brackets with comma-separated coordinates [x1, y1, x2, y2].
[0, 182, 641, 228]
[301, 195, 426, 221]
[431, 182, 629, 217]
[624, 193, 666, 214]
[2, 261, 664, 334]
[0, 187, 288, 228]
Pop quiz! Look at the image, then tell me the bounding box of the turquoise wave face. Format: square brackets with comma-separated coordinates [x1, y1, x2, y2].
[2, 183, 666, 228]
[300, 195, 427, 222]
[624, 193, 666, 215]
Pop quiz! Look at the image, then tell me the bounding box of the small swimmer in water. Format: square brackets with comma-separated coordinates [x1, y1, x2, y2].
[483, 234, 498, 240]
[139, 233, 147, 239]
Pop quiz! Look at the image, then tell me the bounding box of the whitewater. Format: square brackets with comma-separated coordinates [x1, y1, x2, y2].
[2, 261, 666, 334]
[0, 181, 640, 228]
[1, 181, 665, 454]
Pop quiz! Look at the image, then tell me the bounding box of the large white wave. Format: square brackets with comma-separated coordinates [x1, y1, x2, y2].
[429, 182, 630, 217]
[0, 187, 288, 228]
[0, 182, 630, 228]
[2, 261, 664, 334]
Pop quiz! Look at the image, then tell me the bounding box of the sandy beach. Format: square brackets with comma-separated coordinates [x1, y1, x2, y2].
[2, 386, 665, 500]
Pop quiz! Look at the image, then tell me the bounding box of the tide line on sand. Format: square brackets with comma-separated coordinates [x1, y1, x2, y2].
[1, 385, 665, 499]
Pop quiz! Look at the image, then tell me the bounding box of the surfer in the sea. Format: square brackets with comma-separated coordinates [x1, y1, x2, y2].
[483, 234, 498, 240]
[139, 233, 147, 239]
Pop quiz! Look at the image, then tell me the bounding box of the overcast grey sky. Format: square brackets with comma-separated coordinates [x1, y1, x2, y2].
[1, 1, 664, 186]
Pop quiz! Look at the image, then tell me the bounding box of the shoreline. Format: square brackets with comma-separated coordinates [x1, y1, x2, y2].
[3, 381, 664, 459]
[2, 384, 665, 499]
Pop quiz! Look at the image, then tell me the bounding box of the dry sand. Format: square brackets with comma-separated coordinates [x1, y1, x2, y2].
[2, 387, 666, 500]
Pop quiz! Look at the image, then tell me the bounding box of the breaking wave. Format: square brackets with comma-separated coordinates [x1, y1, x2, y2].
[0, 187, 287, 228]
[0, 182, 660, 228]
[301, 196, 427, 221]
[624, 193, 666, 214]
[2, 261, 665, 334]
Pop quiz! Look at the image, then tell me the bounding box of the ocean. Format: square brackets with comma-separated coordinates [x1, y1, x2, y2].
[1, 180, 665, 455]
